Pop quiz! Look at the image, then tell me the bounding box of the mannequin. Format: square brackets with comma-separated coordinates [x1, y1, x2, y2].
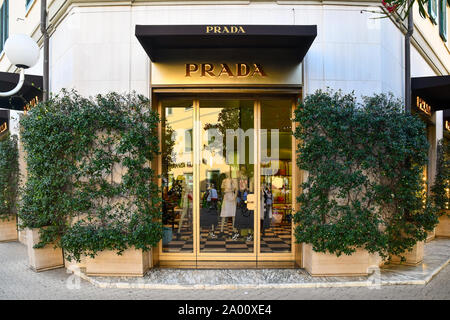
[177, 179, 192, 236]
[219, 172, 238, 237]
[261, 183, 273, 236]
[235, 174, 254, 242]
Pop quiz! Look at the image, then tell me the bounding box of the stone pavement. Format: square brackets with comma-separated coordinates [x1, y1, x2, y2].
[81, 238, 450, 289]
[1, 241, 449, 300]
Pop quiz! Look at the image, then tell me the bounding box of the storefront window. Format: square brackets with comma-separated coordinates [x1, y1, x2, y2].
[199, 100, 255, 253]
[260, 100, 293, 253]
[159, 97, 296, 259]
[161, 100, 194, 253]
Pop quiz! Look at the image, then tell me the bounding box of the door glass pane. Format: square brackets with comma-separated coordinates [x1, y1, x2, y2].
[161, 100, 194, 253]
[199, 100, 255, 253]
[260, 100, 293, 253]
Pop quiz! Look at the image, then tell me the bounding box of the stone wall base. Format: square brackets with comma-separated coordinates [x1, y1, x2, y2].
[0, 216, 18, 242]
[85, 248, 151, 277]
[26, 228, 64, 272]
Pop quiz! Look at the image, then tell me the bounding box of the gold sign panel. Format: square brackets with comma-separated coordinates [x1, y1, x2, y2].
[151, 49, 303, 86]
[205, 25, 246, 34]
[24, 96, 39, 114]
[0, 122, 7, 134]
[416, 96, 432, 116]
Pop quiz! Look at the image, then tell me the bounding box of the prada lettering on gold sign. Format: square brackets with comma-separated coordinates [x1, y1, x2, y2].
[446, 120, 450, 132]
[0, 122, 7, 134]
[185, 63, 266, 77]
[416, 96, 431, 116]
[206, 26, 245, 34]
[24, 96, 39, 114]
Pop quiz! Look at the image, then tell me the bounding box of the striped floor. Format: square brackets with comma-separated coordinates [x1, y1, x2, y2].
[163, 218, 292, 253]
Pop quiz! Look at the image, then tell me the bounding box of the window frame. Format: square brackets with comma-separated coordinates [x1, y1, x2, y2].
[185, 128, 193, 152]
[439, 0, 448, 41]
[429, 0, 439, 24]
[0, 0, 8, 55]
[26, 0, 35, 10]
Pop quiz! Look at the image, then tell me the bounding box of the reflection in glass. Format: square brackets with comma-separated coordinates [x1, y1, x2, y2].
[199, 100, 255, 253]
[161, 100, 194, 252]
[260, 100, 293, 253]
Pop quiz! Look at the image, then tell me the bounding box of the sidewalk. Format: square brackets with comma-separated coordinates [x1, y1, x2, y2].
[0, 238, 449, 299]
[72, 238, 450, 289]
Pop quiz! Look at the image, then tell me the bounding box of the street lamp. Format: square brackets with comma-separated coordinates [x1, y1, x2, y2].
[0, 34, 40, 97]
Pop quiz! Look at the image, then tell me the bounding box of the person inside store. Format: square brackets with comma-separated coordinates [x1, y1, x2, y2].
[201, 183, 220, 239]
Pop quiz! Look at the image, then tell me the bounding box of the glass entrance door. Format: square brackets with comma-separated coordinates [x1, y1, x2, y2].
[198, 100, 256, 256]
[159, 97, 296, 265]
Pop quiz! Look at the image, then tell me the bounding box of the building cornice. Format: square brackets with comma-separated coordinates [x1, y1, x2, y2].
[2, 1, 448, 76]
[382, 5, 449, 75]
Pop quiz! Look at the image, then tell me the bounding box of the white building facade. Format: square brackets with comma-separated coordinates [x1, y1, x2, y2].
[0, 0, 449, 271]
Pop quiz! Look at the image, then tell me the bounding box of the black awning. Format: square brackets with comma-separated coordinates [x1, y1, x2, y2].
[444, 109, 450, 122]
[0, 109, 8, 124]
[412, 75, 450, 112]
[135, 25, 317, 62]
[444, 109, 450, 135]
[0, 72, 43, 111]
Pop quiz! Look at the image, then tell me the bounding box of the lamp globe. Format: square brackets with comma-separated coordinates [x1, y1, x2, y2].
[4, 34, 40, 69]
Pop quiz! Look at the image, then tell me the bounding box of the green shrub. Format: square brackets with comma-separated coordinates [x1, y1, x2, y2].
[431, 139, 450, 215]
[294, 90, 438, 260]
[19, 90, 162, 261]
[0, 134, 19, 221]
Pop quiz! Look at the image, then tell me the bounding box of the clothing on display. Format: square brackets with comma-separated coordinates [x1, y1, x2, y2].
[220, 178, 237, 218]
[261, 187, 273, 231]
[178, 182, 192, 233]
[200, 187, 219, 227]
[234, 190, 254, 229]
[162, 179, 182, 227]
[207, 187, 218, 201]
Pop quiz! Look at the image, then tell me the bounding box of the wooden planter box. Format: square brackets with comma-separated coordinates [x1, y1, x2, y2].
[302, 244, 383, 276]
[26, 228, 64, 272]
[390, 241, 424, 265]
[435, 213, 450, 238]
[85, 247, 152, 277]
[65, 256, 86, 272]
[18, 230, 27, 245]
[426, 228, 435, 242]
[0, 216, 18, 242]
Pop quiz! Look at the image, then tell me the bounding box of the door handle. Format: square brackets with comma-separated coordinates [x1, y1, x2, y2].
[246, 194, 256, 210]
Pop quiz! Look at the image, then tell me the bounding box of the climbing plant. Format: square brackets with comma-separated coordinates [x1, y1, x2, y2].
[381, 0, 428, 20]
[19, 90, 162, 261]
[431, 139, 450, 215]
[0, 134, 19, 221]
[294, 90, 439, 260]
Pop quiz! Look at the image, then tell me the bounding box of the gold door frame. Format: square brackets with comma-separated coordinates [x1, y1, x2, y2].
[155, 91, 300, 266]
